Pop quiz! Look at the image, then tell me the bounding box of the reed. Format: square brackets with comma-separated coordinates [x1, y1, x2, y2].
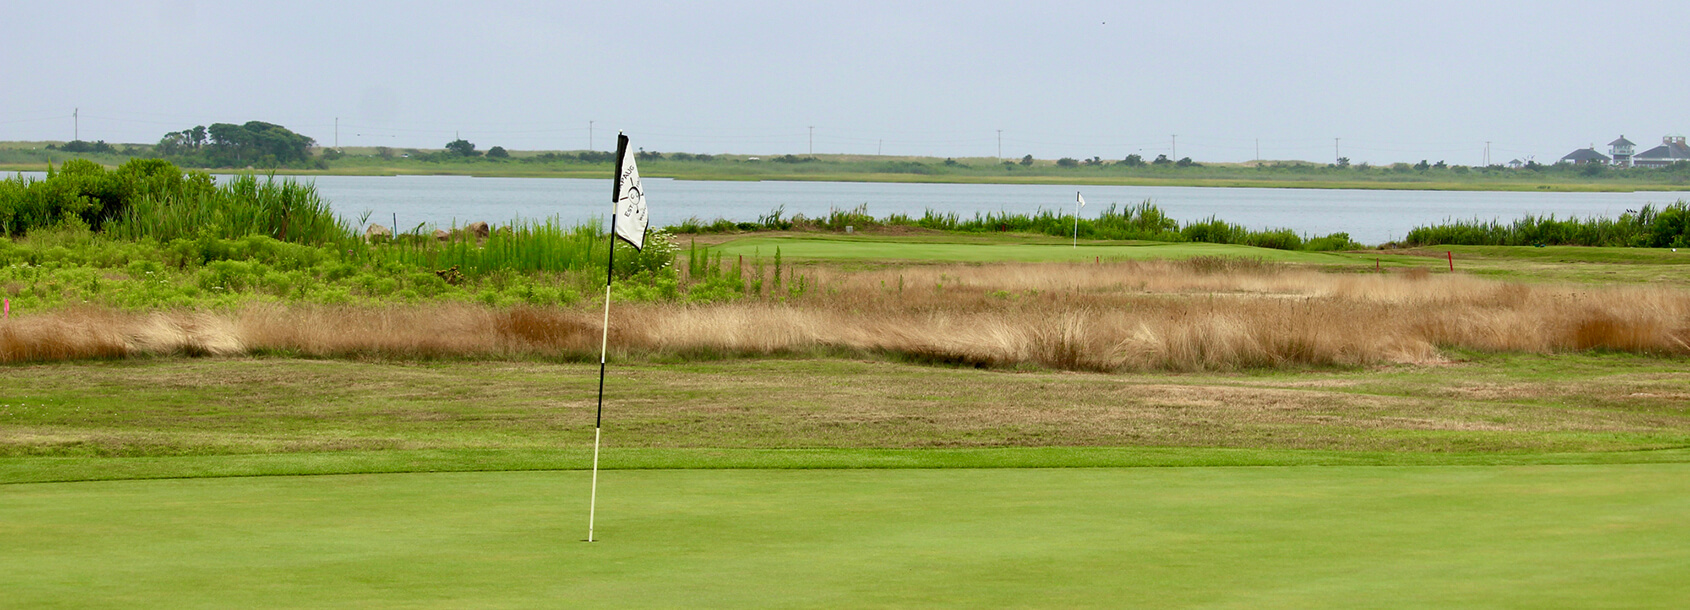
[1403, 201, 1690, 248]
[669, 202, 1359, 251]
[5, 262, 1685, 370]
[370, 218, 602, 276]
[105, 174, 352, 245]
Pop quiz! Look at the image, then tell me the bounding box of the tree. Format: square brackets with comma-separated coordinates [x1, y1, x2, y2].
[153, 121, 314, 167]
[58, 140, 115, 154]
[155, 131, 191, 157]
[445, 139, 480, 157]
[1152, 154, 1172, 165]
[1056, 157, 1079, 167]
[1019, 154, 1034, 167]
[486, 146, 509, 159]
[1176, 157, 1197, 167]
[1336, 156, 1351, 169]
[1414, 159, 1430, 171]
[1121, 154, 1146, 167]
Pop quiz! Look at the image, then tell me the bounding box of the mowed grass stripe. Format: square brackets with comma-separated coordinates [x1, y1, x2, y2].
[6, 446, 1690, 485]
[3, 465, 1687, 608]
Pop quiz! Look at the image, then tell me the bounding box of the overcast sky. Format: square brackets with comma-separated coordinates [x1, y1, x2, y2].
[4, 1, 1687, 164]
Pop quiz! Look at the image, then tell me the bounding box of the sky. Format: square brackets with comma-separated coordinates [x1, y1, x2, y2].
[4, 1, 1688, 165]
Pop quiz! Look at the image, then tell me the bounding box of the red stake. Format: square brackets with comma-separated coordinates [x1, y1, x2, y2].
[1375, 257, 1380, 271]
[1447, 251, 1454, 272]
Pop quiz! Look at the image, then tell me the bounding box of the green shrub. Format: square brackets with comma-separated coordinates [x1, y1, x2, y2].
[1404, 201, 1690, 247]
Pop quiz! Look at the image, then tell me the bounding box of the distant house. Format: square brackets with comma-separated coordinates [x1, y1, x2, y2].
[1631, 135, 1690, 168]
[1559, 146, 1610, 165]
[1560, 134, 1688, 167]
[1610, 136, 1636, 167]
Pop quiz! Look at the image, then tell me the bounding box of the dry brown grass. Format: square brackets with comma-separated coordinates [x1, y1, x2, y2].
[3, 261, 1687, 370]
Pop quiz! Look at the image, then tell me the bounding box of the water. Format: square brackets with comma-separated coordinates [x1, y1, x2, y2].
[11, 171, 1683, 245]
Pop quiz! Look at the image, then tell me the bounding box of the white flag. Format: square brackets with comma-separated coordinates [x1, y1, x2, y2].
[1077, 192, 1086, 208]
[613, 134, 649, 250]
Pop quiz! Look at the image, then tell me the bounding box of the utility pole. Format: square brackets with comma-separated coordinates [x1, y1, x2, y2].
[73, 108, 78, 141]
[1171, 134, 1177, 160]
[997, 129, 1003, 160]
[1255, 138, 1260, 163]
[334, 117, 339, 149]
[1335, 137, 1340, 164]
[1484, 141, 1491, 166]
[589, 120, 594, 151]
[808, 126, 814, 155]
[877, 139, 882, 156]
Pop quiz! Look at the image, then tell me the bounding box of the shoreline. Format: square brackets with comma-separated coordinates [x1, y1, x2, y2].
[5, 162, 1688, 193]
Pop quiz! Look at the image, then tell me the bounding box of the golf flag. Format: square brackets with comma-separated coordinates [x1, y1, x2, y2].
[612, 134, 649, 251]
[1073, 191, 1086, 247]
[591, 132, 655, 543]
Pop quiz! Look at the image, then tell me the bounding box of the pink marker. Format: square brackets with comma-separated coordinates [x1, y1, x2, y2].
[3, 297, 8, 319]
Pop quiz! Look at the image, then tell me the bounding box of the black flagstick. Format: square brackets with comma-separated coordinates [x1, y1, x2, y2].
[588, 133, 629, 542]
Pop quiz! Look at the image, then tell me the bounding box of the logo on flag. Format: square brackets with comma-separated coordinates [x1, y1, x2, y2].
[612, 134, 649, 250]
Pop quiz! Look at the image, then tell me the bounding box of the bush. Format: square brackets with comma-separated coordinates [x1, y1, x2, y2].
[1403, 201, 1690, 247]
[0, 159, 215, 236]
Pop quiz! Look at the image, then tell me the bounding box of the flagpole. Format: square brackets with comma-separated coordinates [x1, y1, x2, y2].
[588, 220, 613, 543]
[589, 133, 630, 543]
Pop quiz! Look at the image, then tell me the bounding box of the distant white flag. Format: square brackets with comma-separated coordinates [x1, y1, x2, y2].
[612, 133, 649, 250]
[1077, 192, 1086, 208]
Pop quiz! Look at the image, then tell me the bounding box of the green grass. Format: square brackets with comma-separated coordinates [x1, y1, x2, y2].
[3, 353, 1686, 483]
[710, 234, 1368, 264]
[1402, 201, 1690, 248]
[4, 465, 1688, 607]
[7, 446, 1690, 486]
[5, 192, 1690, 605]
[1374, 244, 1690, 285]
[692, 231, 1690, 285]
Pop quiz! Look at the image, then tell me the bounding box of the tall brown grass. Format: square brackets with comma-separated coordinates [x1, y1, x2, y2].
[3, 261, 1687, 371]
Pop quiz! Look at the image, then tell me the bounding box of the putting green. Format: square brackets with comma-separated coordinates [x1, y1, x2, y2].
[4, 465, 1686, 607]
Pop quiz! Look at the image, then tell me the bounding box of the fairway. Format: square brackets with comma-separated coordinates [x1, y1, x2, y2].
[710, 234, 1364, 264]
[4, 465, 1687, 608]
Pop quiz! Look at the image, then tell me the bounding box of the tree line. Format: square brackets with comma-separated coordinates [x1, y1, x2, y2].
[155, 121, 316, 167]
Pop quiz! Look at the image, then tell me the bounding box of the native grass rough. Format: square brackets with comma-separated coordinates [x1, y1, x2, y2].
[2, 260, 1687, 371]
[4, 355, 1688, 458]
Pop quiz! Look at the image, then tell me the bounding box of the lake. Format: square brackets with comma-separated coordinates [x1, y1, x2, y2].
[12, 172, 1684, 245]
